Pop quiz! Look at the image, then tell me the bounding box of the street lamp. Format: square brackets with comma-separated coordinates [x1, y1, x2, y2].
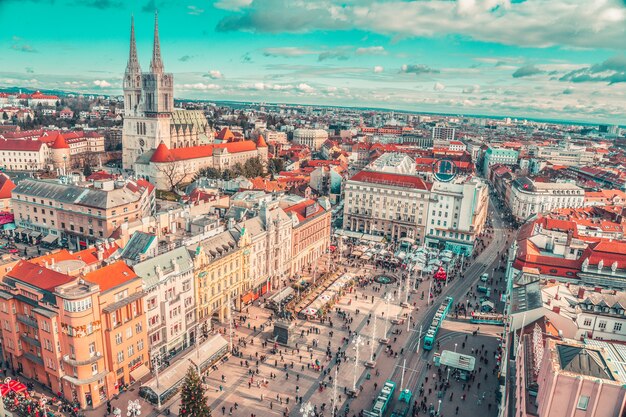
[352, 335, 364, 393]
[127, 399, 141, 417]
[437, 399, 442, 416]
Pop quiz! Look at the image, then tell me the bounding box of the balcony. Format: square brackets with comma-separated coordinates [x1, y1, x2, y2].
[62, 352, 102, 367]
[23, 352, 43, 365]
[17, 314, 39, 329]
[20, 333, 41, 348]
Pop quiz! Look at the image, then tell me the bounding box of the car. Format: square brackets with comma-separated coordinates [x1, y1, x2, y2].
[480, 273, 489, 282]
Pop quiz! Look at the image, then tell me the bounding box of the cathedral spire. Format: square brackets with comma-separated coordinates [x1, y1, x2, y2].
[150, 10, 164, 73]
[126, 15, 141, 74]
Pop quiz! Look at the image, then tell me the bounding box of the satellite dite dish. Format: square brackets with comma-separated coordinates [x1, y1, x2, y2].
[432, 159, 458, 182]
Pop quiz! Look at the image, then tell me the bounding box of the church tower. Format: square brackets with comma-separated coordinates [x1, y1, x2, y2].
[143, 11, 174, 115]
[123, 16, 142, 117]
[122, 11, 175, 170]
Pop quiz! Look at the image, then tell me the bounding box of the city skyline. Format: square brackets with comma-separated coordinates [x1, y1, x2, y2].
[1, 0, 626, 123]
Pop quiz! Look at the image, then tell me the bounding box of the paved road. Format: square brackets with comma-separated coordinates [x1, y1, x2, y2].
[381, 194, 514, 413]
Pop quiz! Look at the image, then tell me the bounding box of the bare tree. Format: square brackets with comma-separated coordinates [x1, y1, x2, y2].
[155, 160, 189, 191]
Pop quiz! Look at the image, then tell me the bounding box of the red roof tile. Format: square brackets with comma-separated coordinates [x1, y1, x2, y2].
[0, 173, 15, 200]
[6, 260, 74, 291]
[51, 133, 69, 149]
[0, 139, 44, 151]
[350, 171, 431, 190]
[84, 260, 137, 292]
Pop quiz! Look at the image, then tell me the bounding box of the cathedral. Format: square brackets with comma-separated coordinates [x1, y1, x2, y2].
[121, 13, 267, 189]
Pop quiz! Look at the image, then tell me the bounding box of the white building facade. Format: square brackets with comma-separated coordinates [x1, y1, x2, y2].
[133, 247, 197, 359]
[508, 177, 584, 223]
[425, 178, 489, 255]
[293, 129, 329, 151]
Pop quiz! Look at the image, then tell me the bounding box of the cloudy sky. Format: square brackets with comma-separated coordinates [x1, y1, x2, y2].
[1, 0, 626, 123]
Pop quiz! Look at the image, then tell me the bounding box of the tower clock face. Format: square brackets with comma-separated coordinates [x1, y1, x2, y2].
[139, 139, 145, 147]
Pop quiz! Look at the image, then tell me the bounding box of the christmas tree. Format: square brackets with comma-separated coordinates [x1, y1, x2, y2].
[180, 366, 212, 417]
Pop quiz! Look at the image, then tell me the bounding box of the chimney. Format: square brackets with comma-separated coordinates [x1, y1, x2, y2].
[552, 306, 560, 314]
[577, 287, 585, 299]
[594, 287, 602, 293]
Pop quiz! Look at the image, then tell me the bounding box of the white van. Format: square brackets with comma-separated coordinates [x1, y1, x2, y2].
[480, 273, 489, 282]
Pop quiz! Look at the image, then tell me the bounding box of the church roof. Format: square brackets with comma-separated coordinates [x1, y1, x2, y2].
[150, 141, 258, 163]
[51, 133, 70, 149]
[216, 127, 235, 141]
[150, 141, 173, 163]
[257, 134, 268, 148]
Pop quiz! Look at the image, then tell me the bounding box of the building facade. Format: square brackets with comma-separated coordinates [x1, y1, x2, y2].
[482, 146, 519, 176]
[425, 178, 489, 255]
[343, 170, 432, 243]
[282, 197, 331, 276]
[292, 129, 329, 151]
[11, 179, 155, 249]
[508, 177, 584, 223]
[191, 226, 251, 330]
[133, 247, 196, 361]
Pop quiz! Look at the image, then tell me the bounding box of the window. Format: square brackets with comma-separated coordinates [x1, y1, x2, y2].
[135, 322, 143, 333]
[117, 351, 124, 364]
[88, 342, 96, 356]
[137, 339, 144, 351]
[63, 298, 92, 313]
[598, 320, 607, 330]
[115, 333, 122, 345]
[126, 327, 132, 339]
[614, 322, 622, 332]
[127, 344, 134, 357]
[91, 363, 98, 376]
[583, 318, 592, 326]
[577, 396, 589, 410]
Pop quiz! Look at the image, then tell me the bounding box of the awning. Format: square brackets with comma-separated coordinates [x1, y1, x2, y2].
[241, 292, 255, 305]
[13, 228, 25, 234]
[2, 223, 15, 231]
[29, 231, 41, 238]
[42, 234, 58, 244]
[130, 363, 150, 382]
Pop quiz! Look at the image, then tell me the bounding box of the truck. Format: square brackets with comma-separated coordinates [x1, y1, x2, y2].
[390, 389, 413, 417]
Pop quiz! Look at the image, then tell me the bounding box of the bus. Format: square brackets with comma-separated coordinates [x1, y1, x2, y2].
[423, 296, 453, 350]
[363, 380, 396, 417]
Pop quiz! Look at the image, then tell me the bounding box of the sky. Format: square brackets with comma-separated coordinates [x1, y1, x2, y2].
[1, 0, 626, 124]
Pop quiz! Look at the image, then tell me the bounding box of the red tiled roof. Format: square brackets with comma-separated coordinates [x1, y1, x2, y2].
[84, 260, 137, 292]
[216, 127, 235, 141]
[350, 171, 432, 190]
[151, 141, 258, 163]
[6, 260, 73, 291]
[87, 171, 115, 181]
[51, 133, 69, 149]
[0, 139, 44, 151]
[257, 135, 268, 148]
[0, 173, 15, 200]
[283, 199, 325, 221]
[150, 142, 173, 163]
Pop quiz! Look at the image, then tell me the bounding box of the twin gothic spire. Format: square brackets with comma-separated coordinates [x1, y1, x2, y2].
[125, 11, 164, 76]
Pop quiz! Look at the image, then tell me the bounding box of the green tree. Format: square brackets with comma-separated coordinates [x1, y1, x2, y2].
[1, 112, 8, 121]
[180, 366, 212, 417]
[242, 157, 265, 178]
[83, 164, 93, 178]
[268, 158, 284, 175]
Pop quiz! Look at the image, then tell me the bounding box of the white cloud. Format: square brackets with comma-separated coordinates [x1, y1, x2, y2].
[263, 47, 316, 57]
[297, 83, 315, 93]
[214, 0, 252, 11]
[216, 0, 626, 50]
[205, 70, 224, 79]
[187, 5, 204, 15]
[93, 80, 111, 88]
[178, 83, 221, 91]
[356, 46, 386, 55]
[433, 82, 446, 91]
[373, 65, 384, 73]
